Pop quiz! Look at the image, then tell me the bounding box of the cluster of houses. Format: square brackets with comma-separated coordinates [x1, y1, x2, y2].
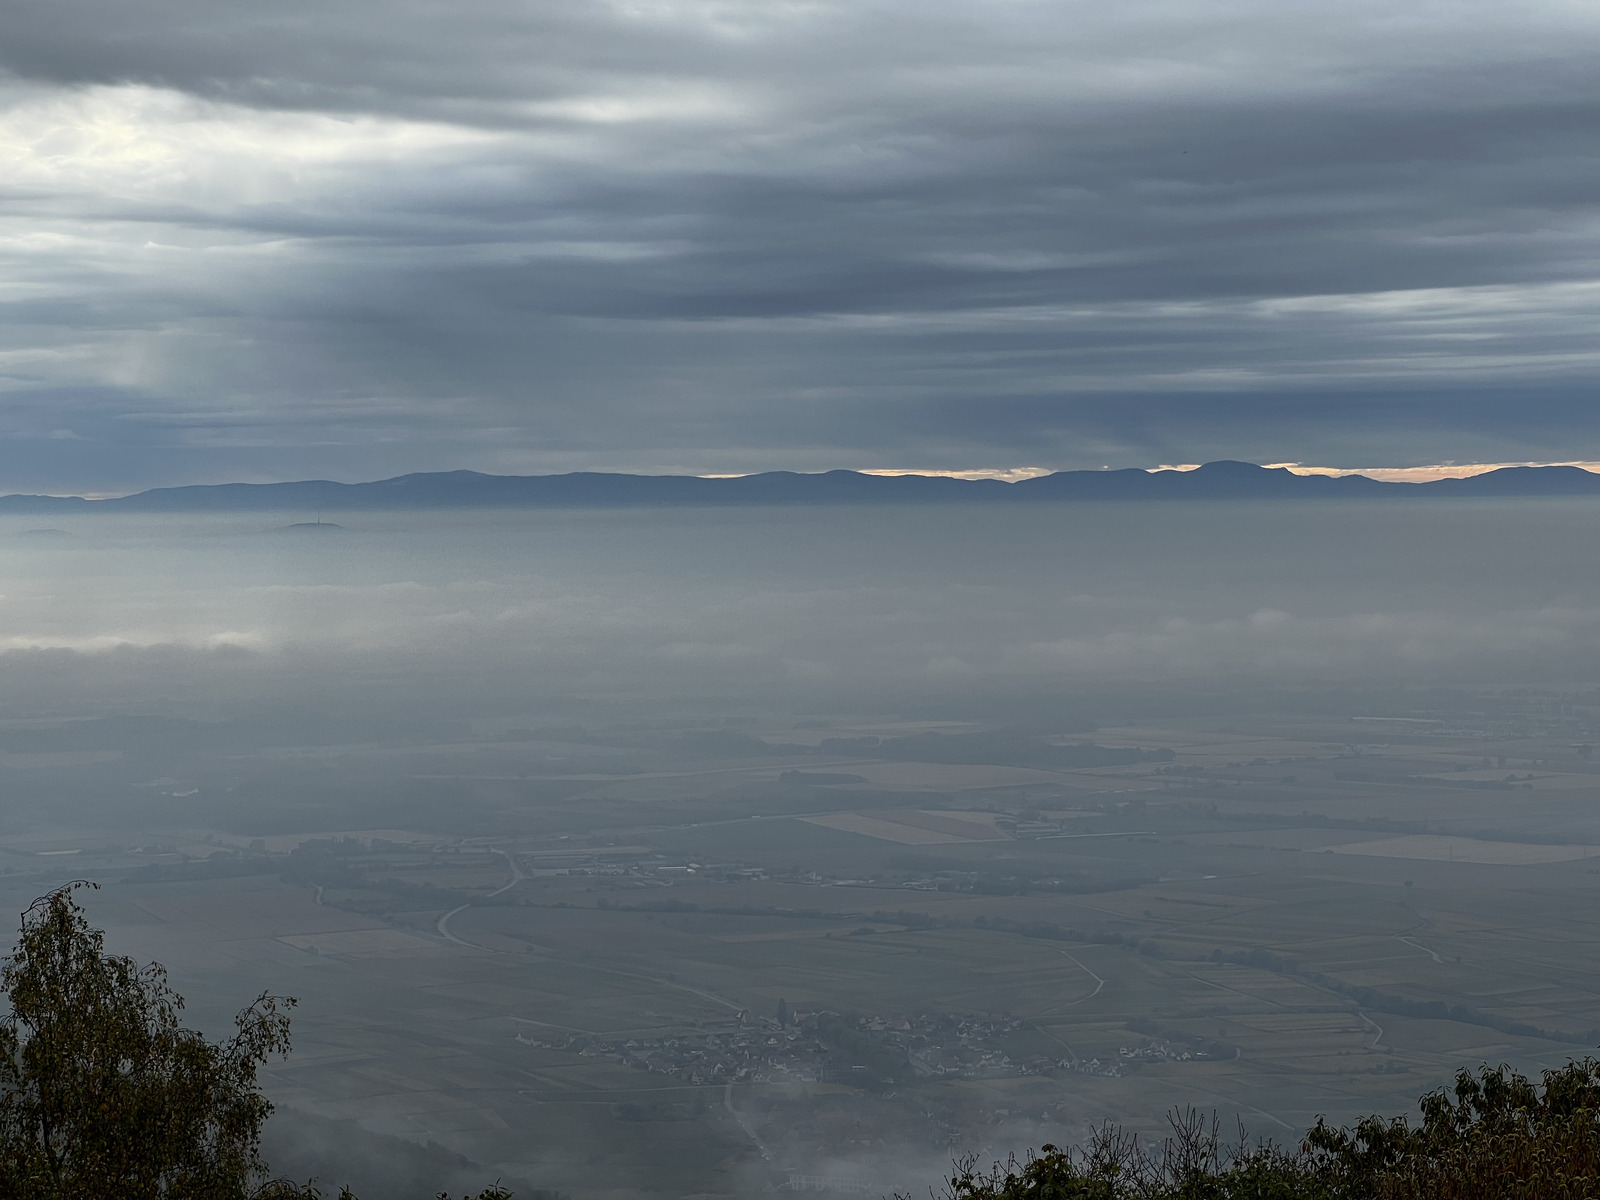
[516, 1021, 837, 1084]
[516, 1009, 1072, 1084]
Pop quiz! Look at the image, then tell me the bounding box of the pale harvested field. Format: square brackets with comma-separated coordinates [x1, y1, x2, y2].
[212, 829, 445, 853]
[802, 808, 1008, 844]
[1324, 835, 1600, 865]
[880, 809, 1009, 838]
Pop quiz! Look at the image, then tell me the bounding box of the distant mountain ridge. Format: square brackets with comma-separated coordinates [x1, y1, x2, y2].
[4, 460, 1599, 512]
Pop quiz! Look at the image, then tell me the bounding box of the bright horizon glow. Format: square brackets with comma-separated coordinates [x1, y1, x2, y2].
[1273, 461, 1600, 482]
[708, 461, 1600, 483]
[1151, 461, 1600, 481]
[856, 467, 1055, 483]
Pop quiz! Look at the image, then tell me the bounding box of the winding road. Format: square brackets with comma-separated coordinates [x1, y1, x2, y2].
[436, 848, 524, 950]
[1397, 934, 1445, 964]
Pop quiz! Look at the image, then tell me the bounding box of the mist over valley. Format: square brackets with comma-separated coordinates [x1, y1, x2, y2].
[0, 497, 1598, 1195]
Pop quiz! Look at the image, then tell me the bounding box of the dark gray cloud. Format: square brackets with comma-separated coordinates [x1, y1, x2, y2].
[0, 0, 1597, 489]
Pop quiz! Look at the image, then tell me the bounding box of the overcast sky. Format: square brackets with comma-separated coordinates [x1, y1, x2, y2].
[2, 0, 1598, 491]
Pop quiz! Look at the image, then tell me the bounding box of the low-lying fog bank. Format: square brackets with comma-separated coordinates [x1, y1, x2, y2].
[0, 499, 1595, 722]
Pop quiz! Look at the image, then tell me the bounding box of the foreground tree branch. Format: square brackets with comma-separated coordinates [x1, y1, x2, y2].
[0, 882, 509, 1200]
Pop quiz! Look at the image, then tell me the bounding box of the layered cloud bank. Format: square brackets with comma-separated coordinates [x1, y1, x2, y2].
[1, 0, 1599, 491]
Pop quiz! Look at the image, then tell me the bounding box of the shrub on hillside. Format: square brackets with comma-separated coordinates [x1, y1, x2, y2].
[933, 1061, 1600, 1200]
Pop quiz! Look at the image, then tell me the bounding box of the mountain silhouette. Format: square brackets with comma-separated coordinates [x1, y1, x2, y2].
[1, 461, 1596, 512]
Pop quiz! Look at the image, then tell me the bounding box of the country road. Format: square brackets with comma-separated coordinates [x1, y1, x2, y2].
[436, 847, 524, 949]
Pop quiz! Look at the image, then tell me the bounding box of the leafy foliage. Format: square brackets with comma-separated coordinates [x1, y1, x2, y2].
[0, 883, 295, 1200]
[1305, 1059, 1600, 1199]
[933, 1060, 1600, 1200]
[933, 1110, 1341, 1200]
[0, 883, 514, 1200]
